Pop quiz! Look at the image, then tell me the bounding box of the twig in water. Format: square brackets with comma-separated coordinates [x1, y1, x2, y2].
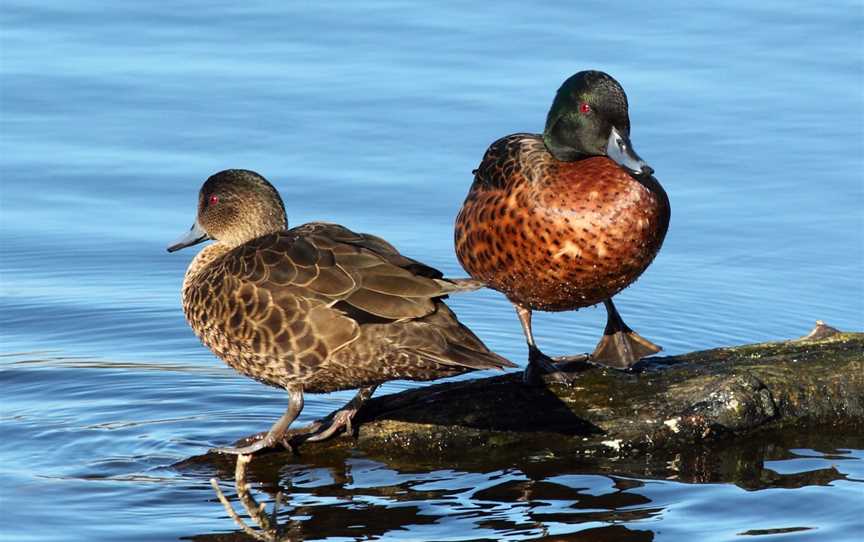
[210, 454, 281, 541]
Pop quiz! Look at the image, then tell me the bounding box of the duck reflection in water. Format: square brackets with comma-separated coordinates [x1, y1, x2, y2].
[194, 434, 854, 541]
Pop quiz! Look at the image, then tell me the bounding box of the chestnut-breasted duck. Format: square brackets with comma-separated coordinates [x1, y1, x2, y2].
[454, 71, 670, 382]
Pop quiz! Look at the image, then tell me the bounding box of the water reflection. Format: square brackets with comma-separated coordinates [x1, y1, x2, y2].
[182, 430, 862, 541]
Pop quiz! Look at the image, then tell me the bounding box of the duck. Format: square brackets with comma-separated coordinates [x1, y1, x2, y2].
[168, 169, 515, 454]
[454, 70, 670, 382]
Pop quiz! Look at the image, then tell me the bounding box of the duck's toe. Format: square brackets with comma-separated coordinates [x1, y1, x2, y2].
[523, 346, 577, 386]
[303, 408, 359, 443]
[212, 436, 280, 455]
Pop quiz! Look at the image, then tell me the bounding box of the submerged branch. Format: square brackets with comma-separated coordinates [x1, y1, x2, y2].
[210, 454, 285, 541]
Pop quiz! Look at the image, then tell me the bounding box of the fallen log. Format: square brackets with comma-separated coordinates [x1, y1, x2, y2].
[190, 324, 862, 541]
[287, 322, 862, 459]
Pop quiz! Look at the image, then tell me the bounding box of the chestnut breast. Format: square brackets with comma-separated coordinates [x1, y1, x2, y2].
[454, 134, 669, 311]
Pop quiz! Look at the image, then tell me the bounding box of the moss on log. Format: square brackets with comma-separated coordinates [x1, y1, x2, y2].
[299, 325, 862, 459]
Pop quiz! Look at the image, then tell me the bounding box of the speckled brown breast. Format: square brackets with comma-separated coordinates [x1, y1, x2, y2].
[455, 133, 670, 311]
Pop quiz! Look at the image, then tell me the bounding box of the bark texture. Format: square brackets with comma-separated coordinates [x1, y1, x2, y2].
[299, 324, 863, 458]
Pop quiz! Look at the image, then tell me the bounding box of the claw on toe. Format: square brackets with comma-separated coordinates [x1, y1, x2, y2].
[305, 409, 358, 443]
[212, 436, 280, 455]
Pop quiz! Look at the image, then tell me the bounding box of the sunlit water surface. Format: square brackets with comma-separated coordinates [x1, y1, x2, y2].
[1, 1, 862, 540]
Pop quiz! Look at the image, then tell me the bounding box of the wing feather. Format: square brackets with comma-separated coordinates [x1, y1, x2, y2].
[190, 224, 460, 371]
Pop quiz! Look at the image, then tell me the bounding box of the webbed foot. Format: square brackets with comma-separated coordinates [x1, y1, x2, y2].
[293, 385, 377, 445]
[591, 328, 661, 369]
[211, 387, 304, 456]
[523, 346, 575, 386]
[304, 408, 359, 442]
[591, 299, 662, 369]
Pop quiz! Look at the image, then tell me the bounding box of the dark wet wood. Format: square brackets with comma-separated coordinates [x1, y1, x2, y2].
[285, 324, 863, 458]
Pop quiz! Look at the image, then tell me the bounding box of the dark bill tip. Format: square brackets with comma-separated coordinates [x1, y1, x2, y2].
[606, 126, 653, 177]
[166, 235, 207, 253]
[167, 222, 208, 253]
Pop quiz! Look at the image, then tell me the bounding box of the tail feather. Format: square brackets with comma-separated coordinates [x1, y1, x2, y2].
[408, 343, 516, 371]
[434, 277, 488, 294]
[404, 302, 516, 371]
[444, 343, 516, 370]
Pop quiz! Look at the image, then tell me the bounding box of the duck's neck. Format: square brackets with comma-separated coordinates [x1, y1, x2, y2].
[182, 242, 232, 293]
[542, 133, 587, 162]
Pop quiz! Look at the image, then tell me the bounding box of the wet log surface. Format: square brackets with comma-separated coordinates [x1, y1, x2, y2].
[298, 324, 863, 459]
[185, 324, 863, 542]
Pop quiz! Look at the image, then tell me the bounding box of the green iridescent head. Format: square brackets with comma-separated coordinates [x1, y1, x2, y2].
[543, 70, 652, 176]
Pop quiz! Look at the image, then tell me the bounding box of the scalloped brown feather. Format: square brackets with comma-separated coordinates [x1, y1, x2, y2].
[182, 222, 514, 393]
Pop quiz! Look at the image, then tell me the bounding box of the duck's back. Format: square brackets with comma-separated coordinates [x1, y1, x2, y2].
[182, 223, 512, 392]
[455, 134, 670, 311]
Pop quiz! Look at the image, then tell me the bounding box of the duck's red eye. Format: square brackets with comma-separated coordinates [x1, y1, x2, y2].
[579, 102, 591, 115]
[209, 195, 219, 206]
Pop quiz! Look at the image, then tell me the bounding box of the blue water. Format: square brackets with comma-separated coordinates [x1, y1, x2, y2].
[1, 1, 862, 540]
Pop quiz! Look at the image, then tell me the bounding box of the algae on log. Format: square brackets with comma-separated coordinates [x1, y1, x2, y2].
[293, 327, 862, 458]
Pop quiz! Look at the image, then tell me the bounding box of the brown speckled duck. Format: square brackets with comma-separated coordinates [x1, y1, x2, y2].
[454, 71, 670, 382]
[168, 169, 514, 454]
